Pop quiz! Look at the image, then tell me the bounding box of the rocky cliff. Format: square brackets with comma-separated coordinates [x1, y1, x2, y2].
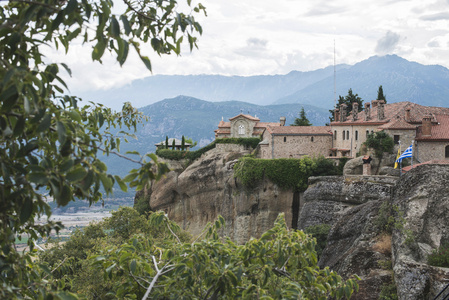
[139, 149, 449, 299]
[142, 147, 297, 244]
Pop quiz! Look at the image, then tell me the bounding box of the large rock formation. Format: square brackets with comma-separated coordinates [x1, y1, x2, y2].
[392, 164, 449, 300]
[144, 148, 297, 244]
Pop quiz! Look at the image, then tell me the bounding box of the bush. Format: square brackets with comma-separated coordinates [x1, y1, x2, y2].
[364, 131, 394, 159]
[304, 224, 331, 258]
[233, 156, 341, 192]
[156, 137, 261, 162]
[428, 243, 449, 268]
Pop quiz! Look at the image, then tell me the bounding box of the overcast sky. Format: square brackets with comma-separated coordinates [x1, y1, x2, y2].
[52, 0, 449, 94]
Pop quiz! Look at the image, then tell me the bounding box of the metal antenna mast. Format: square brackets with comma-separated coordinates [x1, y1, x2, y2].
[334, 39, 336, 109]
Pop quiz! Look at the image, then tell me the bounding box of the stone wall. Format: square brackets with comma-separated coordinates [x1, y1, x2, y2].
[416, 141, 449, 162]
[230, 116, 257, 138]
[260, 131, 331, 159]
[331, 124, 380, 157]
[215, 143, 249, 153]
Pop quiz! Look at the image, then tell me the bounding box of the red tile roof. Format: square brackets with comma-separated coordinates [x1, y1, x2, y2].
[416, 114, 449, 141]
[402, 160, 449, 172]
[229, 114, 260, 121]
[332, 101, 449, 126]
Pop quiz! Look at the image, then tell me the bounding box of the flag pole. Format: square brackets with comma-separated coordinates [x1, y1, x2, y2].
[411, 139, 414, 170]
[399, 140, 402, 177]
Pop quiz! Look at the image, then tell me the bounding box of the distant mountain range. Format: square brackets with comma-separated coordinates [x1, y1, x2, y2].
[103, 96, 329, 179]
[78, 55, 449, 110]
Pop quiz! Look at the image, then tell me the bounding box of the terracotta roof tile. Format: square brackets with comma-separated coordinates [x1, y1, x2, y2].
[402, 160, 449, 172]
[229, 114, 260, 121]
[416, 114, 449, 141]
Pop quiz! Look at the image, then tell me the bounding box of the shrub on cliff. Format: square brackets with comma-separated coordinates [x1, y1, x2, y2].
[233, 156, 342, 191]
[428, 243, 449, 268]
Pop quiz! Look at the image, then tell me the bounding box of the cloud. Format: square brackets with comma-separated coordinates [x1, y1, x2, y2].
[247, 38, 268, 48]
[428, 40, 440, 47]
[375, 31, 401, 54]
[420, 12, 449, 21]
[305, 3, 347, 16]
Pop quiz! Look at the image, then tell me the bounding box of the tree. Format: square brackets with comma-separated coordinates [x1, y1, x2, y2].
[165, 135, 169, 149]
[172, 138, 176, 149]
[181, 135, 185, 150]
[91, 211, 359, 299]
[329, 89, 364, 122]
[364, 131, 394, 159]
[184, 136, 198, 148]
[0, 0, 205, 297]
[291, 107, 312, 126]
[377, 85, 387, 103]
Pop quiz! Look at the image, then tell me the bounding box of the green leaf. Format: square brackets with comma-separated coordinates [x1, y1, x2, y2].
[60, 159, 74, 172]
[92, 38, 107, 61]
[120, 15, 131, 35]
[20, 197, 33, 224]
[66, 166, 87, 182]
[68, 110, 81, 122]
[64, 0, 78, 16]
[130, 259, 137, 273]
[114, 175, 127, 192]
[57, 121, 67, 144]
[110, 16, 120, 37]
[58, 185, 72, 206]
[37, 114, 52, 133]
[139, 55, 152, 72]
[28, 172, 48, 185]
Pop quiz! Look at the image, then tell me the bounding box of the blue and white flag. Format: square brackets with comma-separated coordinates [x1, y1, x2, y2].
[395, 144, 413, 163]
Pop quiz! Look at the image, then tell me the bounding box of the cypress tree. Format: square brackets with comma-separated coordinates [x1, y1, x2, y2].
[181, 135, 185, 150]
[377, 85, 387, 103]
[165, 136, 169, 149]
[172, 138, 176, 150]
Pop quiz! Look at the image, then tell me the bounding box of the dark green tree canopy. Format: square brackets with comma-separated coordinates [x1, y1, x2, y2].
[329, 89, 364, 122]
[291, 107, 312, 126]
[377, 85, 387, 103]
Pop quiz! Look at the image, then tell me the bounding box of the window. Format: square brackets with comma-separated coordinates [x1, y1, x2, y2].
[355, 131, 358, 141]
[311, 137, 314, 142]
[366, 130, 369, 138]
[284, 136, 287, 142]
[334, 130, 337, 140]
[394, 135, 400, 144]
[346, 131, 349, 140]
[238, 124, 245, 135]
[446, 145, 449, 158]
[343, 131, 345, 140]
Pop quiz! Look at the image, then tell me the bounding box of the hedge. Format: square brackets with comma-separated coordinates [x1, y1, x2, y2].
[233, 156, 344, 192]
[155, 137, 261, 162]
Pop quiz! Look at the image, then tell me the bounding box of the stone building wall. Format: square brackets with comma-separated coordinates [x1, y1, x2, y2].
[230, 117, 256, 138]
[384, 129, 416, 150]
[416, 141, 449, 162]
[331, 124, 380, 157]
[215, 143, 248, 153]
[260, 132, 331, 159]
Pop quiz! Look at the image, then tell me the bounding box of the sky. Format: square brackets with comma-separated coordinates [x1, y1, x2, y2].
[49, 0, 449, 94]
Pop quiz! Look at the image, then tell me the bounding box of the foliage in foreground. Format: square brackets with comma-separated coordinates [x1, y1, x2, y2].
[39, 208, 359, 299]
[233, 156, 345, 192]
[0, 0, 205, 297]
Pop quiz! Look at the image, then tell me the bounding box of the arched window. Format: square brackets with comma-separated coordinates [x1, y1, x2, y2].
[311, 137, 314, 142]
[284, 136, 287, 142]
[238, 124, 245, 135]
[334, 130, 337, 140]
[446, 145, 449, 158]
[355, 131, 358, 141]
[346, 131, 349, 140]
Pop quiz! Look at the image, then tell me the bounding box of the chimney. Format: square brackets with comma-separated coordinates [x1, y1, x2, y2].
[352, 103, 359, 121]
[405, 109, 411, 122]
[422, 116, 432, 136]
[372, 100, 378, 108]
[364, 103, 371, 121]
[377, 100, 385, 120]
[340, 104, 347, 122]
[334, 109, 340, 122]
[280, 116, 286, 126]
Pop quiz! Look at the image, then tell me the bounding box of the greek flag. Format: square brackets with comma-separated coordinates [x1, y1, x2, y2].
[395, 144, 413, 163]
